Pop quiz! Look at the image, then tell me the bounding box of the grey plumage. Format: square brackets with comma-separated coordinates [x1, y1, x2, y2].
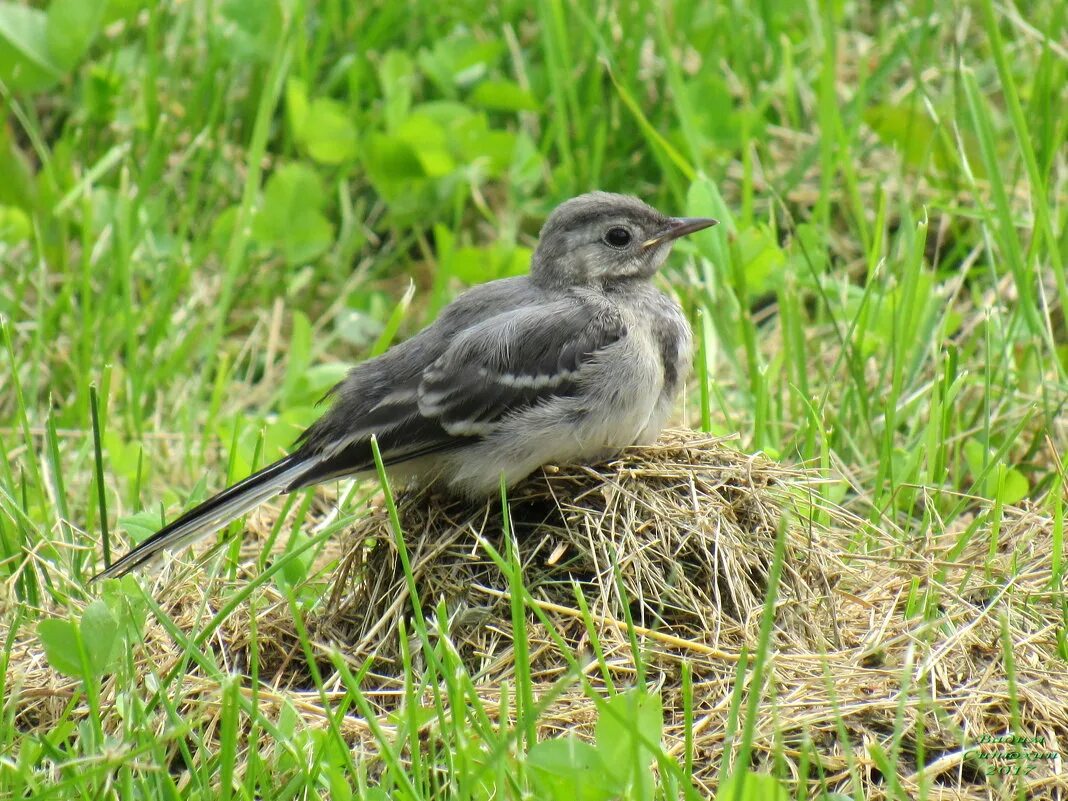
[93, 192, 716, 580]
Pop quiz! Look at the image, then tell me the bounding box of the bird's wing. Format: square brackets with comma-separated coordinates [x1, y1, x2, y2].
[286, 297, 626, 488]
[417, 300, 626, 436]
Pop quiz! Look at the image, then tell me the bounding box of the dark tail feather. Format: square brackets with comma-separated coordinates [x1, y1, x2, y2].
[91, 454, 313, 581]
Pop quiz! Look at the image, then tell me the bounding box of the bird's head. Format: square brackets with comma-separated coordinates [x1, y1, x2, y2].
[531, 191, 717, 287]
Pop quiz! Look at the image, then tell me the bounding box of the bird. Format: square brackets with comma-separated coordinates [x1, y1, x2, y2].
[93, 192, 717, 580]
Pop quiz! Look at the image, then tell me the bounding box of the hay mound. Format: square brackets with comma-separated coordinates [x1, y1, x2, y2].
[316, 431, 834, 670]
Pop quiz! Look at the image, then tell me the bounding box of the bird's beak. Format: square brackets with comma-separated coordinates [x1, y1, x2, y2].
[641, 217, 719, 249]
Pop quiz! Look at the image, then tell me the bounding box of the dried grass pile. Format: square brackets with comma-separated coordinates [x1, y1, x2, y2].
[5, 429, 1067, 799]
[316, 431, 833, 670]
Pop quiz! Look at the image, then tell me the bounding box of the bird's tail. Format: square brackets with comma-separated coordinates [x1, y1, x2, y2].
[91, 454, 313, 582]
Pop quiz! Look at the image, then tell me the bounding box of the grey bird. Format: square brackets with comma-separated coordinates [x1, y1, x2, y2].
[94, 192, 717, 580]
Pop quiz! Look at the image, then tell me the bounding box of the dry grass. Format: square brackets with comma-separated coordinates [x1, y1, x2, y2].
[5, 430, 1066, 798]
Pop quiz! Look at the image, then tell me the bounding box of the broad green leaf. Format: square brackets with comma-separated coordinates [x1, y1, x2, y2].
[38, 618, 82, 676]
[37, 601, 120, 679]
[865, 103, 942, 171]
[79, 599, 120, 675]
[737, 226, 786, 297]
[0, 126, 37, 209]
[323, 764, 353, 801]
[396, 113, 454, 177]
[506, 246, 532, 277]
[528, 736, 614, 801]
[83, 61, 122, 122]
[363, 134, 423, 179]
[864, 102, 985, 179]
[595, 689, 662, 796]
[103, 430, 142, 483]
[0, 2, 62, 92]
[386, 101, 514, 176]
[869, 271, 935, 347]
[277, 211, 333, 265]
[681, 74, 743, 150]
[470, 79, 539, 112]
[448, 245, 492, 284]
[285, 77, 310, 139]
[46, 0, 106, 70]
[252, 163, 334, 266]
[333, 305, 385, 348]
[963, 439, 1028, 504]
[997, 468, 1028, 505]
[715, 770, 790, 800]
[446, 242, 531, 285]
[274, 531, 312, 590]
[0, 204, 31, 243]
[378, 49, 414, 130]
[100, 574, 149, 643]
[417, 34, 503, 93]
[276, 697, 300, 738]
[417, 104, 515, 175]
[210, 204, 241, 253]
[457, 126, 515, 176]
[103, 0, 145, 24]
[362, 134, 426, 202]
[413, 99, 477, 128]
[300, 97, 358, 165]
[119, 509, 165, 545]
[787, 222, 829, 278]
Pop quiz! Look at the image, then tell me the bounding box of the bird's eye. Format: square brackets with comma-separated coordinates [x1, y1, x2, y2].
[603, 226, 632, 249]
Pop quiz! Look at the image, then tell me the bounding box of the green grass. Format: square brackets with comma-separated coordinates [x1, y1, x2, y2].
[1, 0, 1066, 798]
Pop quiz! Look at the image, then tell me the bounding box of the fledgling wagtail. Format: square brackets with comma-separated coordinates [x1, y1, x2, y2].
[94, 192, 717, 580]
